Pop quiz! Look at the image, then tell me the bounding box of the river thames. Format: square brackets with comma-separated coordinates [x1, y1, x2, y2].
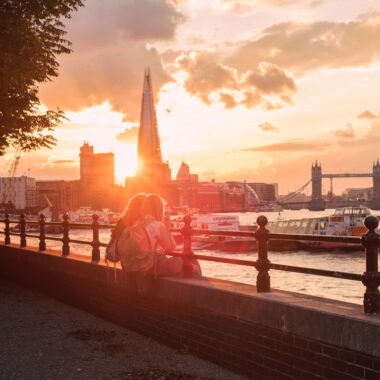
[27, 209, 380, 306]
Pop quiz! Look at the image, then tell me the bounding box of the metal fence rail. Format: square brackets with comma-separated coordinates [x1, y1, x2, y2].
[0, 213, 379, 314]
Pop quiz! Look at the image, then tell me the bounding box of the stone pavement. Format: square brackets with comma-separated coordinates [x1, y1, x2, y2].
[0, 278, 248, 380]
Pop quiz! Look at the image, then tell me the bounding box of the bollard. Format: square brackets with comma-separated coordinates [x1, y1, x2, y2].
[20, 214, 26, 248]
[361, 215, 380, 314]
[91, 214, 100, 262]
[182, 215, 194, 278]
[38, 214, 46, 251]
[4, 213, 10, 245]
[254, 215, 271, 292]
[62, 213, 70, 256]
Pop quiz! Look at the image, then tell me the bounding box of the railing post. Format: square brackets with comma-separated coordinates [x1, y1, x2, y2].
[62, 213, 70, 256]
[182, 215, 193, 278]
[91, 214, 100, 262]
[38, 214, 46, 251]
[255, 215, 270, 292]
[361, 215, 380, 314]
[4, 213, 10, 244]
[20, 213, 26, 248]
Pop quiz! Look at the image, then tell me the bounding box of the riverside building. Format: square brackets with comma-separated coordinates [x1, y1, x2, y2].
[78, 142, 121, 210]
[0, 176, 39, 212]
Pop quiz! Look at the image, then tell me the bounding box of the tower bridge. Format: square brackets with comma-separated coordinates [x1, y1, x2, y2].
[279, 161, 380, 210]
[309, 161, 380, 210]
[322, 173, 373, 179]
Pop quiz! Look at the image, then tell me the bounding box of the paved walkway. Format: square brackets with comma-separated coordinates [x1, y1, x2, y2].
[0, 279, 247, 380]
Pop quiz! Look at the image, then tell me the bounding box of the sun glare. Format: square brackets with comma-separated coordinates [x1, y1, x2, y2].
[114, 143, 138, 183]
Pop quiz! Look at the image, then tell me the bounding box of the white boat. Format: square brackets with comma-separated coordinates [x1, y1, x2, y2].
[170, 213, 241, 232]
[170, 214, 259, 252]
[266, 206, 377, 251]
[68, 207, 120, 226]
[267, 206, 374, 237]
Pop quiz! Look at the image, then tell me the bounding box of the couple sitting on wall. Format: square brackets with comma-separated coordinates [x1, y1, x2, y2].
[106, 193, 201, 284]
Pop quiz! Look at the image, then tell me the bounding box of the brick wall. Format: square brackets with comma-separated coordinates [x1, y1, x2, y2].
[0, 245, 379, 380]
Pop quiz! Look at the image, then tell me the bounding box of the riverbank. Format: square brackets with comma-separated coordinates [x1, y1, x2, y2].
[0, 278, 246, 380]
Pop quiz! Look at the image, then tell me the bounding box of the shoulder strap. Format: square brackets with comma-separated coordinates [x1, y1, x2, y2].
[141, 225, 153, 251]
[114, 227, 129, 252]
[141, 224, 158, 278]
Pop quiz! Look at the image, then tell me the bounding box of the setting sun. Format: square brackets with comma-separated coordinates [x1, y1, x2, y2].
[114, 143, 138, 181]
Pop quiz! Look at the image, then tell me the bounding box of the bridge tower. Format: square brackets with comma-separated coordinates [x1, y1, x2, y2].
[372, 159, 380, 210]
[309, 161, 325, 211]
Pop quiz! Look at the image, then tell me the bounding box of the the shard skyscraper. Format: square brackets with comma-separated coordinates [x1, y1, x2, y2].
[134, 68, 171, 186]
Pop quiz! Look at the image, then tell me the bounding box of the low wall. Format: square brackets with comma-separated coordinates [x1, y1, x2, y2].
[0, 244, 379, 380]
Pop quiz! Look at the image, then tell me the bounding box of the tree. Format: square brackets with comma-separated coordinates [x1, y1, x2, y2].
[0, 0, 83, 154]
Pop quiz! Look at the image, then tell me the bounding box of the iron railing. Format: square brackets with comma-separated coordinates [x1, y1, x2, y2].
[0, 213, 379, 314]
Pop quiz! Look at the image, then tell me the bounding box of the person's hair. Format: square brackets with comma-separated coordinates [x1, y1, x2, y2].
[142, 194, 164, 222]
[122, 193, 147, 226]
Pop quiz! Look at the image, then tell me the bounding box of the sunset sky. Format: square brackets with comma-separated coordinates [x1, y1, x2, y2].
[5, 0, 380, 194]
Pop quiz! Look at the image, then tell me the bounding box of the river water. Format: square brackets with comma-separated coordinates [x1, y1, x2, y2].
[22, 209, 380, 306]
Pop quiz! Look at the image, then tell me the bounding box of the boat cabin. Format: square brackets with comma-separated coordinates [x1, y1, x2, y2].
[267, 206, 373, 237]
[332, 207, 371, 217]
[170, 214, 240, 232]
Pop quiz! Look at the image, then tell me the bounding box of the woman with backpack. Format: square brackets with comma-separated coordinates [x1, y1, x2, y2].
[105, 193, 147, 265]
[117, 193, 201, 277]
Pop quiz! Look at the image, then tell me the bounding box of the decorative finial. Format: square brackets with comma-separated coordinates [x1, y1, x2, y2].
[364, 215, 379, 231]
[256, 215, 268, 228]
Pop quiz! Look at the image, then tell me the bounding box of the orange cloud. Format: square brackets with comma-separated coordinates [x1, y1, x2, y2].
[219, 92, 237, 109]
[221, 0, 323, 10]
[357, 110, 380, 120]
[334, 124, 355, 139]
[243, 140, 328, 152]
[116, 127, 139, 144]
[51, 160, 77, 165]
[258, 122, 279, 133]
[39, 0, 183, 121]
[17, 153, 79, 180]
[228, 13, 380, 73]
[177, 53, 296, 110]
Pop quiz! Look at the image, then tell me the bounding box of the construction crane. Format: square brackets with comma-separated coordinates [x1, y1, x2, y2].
[0, 146, 22, 209]
[8, 146, 22, 177]
[39, 194, 53, 220]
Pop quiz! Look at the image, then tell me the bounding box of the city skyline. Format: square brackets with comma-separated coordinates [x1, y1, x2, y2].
[3, 0, 380, 194]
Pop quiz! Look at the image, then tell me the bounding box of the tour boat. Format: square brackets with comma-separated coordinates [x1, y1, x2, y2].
[267, 207, 372, 237]
[266, 206, 375, 251]
[170, 213, 260, 252]
[68, 207, 120, 226]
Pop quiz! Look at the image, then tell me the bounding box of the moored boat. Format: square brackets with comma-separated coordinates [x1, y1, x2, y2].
[68, 207, 120, 226]
[267, 206, 376, 251]
[170, 213, 255, 251]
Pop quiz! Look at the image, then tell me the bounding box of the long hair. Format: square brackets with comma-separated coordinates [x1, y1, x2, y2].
[142, 194, 164, 222]
[122, 193, 147, 227]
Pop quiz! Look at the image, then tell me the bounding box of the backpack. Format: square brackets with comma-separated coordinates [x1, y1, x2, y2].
[105, 220, 128, 284]
[117, 224, 155, 274]
[105, 220, 125, 264]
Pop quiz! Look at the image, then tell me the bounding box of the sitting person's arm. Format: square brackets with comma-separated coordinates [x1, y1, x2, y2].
[158, 222, 176, 252]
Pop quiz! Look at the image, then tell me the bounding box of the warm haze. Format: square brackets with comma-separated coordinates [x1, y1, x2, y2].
[8, 0, 380, 194]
